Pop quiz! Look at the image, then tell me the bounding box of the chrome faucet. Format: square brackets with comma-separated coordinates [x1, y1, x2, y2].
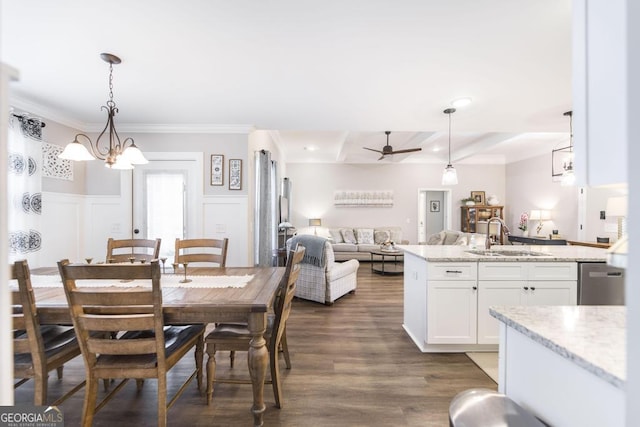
[485, 217, 511, 249]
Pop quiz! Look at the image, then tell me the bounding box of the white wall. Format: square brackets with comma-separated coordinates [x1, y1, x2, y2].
[285, 162, 505, 243]
[505, 153, 579, 239]
[506, 152, 626, 243]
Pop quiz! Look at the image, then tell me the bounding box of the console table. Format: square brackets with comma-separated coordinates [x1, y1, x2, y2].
[508, 235, 567, 245]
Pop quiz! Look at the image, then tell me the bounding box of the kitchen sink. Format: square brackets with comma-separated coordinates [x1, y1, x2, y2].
[466, 250, 503, 256]
[466, 249, 552, 257]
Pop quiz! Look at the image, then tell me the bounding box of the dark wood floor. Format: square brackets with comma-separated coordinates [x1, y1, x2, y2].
[15, 265, 496, 426]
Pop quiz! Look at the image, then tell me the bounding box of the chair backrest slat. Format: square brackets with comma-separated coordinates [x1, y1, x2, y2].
[106, 238, 161, 263]
[174, 237, 229, 267]
[87, 337, 157, 355]
[72, 290, 155, 306]
[79, 313, 155, 331]
[13, 339, 31, 354]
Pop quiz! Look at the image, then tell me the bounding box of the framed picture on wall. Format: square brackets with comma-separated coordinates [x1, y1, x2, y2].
[471, 191, 486, 205]
[430, 200, 440, 212]
[229, 159, 242, 190]
[211, 155, 224, 186]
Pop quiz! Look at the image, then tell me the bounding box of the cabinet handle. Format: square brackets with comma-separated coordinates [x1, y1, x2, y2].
[530, 286, 536, 291]
[446, 270, 463, 274]
[523, 286, 529, 290]
[472, 286, 477, 290]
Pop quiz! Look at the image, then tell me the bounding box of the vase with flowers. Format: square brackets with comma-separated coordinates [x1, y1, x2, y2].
[518, 212, 529, 237]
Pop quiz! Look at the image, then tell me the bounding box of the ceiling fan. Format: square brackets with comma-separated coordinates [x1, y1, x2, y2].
[363, 131, 422, 160]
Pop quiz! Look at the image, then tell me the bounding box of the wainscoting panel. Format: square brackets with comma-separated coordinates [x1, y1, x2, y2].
[84, 195, 130, 263]
[203, 195, 249, 267]
[40, 192, 84, 268]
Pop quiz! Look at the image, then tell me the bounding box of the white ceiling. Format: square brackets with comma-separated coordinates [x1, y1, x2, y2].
[1, 0, 573, 165]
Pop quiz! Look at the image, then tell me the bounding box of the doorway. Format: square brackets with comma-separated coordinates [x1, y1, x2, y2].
[123, 152, 203, 260]
[418, 189, 452, 243]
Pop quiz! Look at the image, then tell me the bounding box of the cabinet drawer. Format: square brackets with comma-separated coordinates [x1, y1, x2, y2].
[528, 262, 577, 280]
[427, 263, 477, 280]
[479, 262, 528, 280]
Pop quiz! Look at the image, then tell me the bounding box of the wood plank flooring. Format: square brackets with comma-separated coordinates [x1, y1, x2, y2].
[14, 265, 496, 426]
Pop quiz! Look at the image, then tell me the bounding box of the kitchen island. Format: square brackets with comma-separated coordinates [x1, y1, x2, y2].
[490, 305, 625, 427]
[397, 244, 608, 352]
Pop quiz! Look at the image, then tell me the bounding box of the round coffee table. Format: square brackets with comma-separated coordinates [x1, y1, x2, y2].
[370, 249, 404, 275]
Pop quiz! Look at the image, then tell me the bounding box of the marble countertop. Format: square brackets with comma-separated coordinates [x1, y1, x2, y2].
[397, 244, 608, 262]
[490, 305, 625, 389]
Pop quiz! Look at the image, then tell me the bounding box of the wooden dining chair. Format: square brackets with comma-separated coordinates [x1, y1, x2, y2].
[204, 244, 305, 408]
[12, 260, 84, 406]
[106, 237, 161, 263]
[174, 237, 229, 267]
[57, 259, 204, 427]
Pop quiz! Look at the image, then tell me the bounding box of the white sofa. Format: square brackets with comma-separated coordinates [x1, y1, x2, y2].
[287, 235, 359, 305]
[425, 230, 487, 246]
[325, 226, 409, 261]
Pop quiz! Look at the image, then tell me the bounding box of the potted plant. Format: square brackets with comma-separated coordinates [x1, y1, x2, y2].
[461, 197, 475, 206]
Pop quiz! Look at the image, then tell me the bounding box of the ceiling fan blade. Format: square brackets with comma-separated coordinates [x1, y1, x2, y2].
[363, 147, 383, 154]
[389, 148, 422, 155]
[378, 154, 386, 160]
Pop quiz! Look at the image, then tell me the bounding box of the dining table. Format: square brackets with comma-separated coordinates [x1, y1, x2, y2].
[25, 265, 285, 427]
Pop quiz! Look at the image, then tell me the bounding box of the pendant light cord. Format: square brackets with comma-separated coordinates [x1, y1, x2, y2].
[443, 108, 456, 165]
[564, 110, 573, 152]
[448, 112, 452, 164]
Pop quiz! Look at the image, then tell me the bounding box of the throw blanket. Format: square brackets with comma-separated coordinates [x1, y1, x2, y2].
[289, 235, 326, 267]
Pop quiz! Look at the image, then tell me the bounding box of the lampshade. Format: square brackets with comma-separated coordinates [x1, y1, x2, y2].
[529, 210, 551, 221]
[441, 165, 458, 185]
[606, 196, 627, 217]
[58, 139, 96, 161]
[309, 218, 322, 227]
[278, 222, 293, 229]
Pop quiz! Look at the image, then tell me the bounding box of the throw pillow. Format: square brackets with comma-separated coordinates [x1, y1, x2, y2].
[356, 228, 374, 244]
[427, 231, 444, 245]
[341, 228, 357, 244]
[329, 229, 344, 243]
[388, 228, 403, 243]
[443, 231, 462, 245]
[453, 235, 468, 245]
[374, 230, 391, 244]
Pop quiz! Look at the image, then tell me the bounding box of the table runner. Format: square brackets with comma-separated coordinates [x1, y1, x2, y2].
[12, 274, 254, 289]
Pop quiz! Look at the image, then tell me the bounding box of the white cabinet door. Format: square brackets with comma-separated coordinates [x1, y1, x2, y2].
[477, 281, 526, 344]
[527, 281, 578, 306]
[427, 281, 477, 344]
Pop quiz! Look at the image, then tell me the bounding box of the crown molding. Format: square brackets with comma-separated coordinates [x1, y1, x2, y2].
[9, 94, 255, 134]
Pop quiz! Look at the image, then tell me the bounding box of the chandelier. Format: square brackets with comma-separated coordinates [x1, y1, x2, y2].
[59, 53, 147, 169]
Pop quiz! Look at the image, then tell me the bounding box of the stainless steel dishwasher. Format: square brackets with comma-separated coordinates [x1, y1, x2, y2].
[578, 262, 625, 305]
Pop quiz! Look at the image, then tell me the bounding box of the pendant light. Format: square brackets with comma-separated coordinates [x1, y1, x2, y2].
[561, 110, 575, 186]
[442, 108, 458, 185]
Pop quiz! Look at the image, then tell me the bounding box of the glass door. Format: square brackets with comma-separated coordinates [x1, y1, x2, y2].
[130, 154, 202, 261]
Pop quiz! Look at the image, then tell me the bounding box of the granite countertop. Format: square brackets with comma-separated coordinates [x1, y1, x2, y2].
[397, 244, 608, 262]
[490, 305, 625, 389]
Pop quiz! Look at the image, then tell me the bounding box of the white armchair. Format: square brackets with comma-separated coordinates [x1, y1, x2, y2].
[288, 235, 359, 305]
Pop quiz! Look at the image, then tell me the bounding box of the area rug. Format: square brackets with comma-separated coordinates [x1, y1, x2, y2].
[466, 352, 499, 383]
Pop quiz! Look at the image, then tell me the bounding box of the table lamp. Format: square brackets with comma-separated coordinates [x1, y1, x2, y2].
[529, 210, 551, 236]
[309, 218, 322, 235]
